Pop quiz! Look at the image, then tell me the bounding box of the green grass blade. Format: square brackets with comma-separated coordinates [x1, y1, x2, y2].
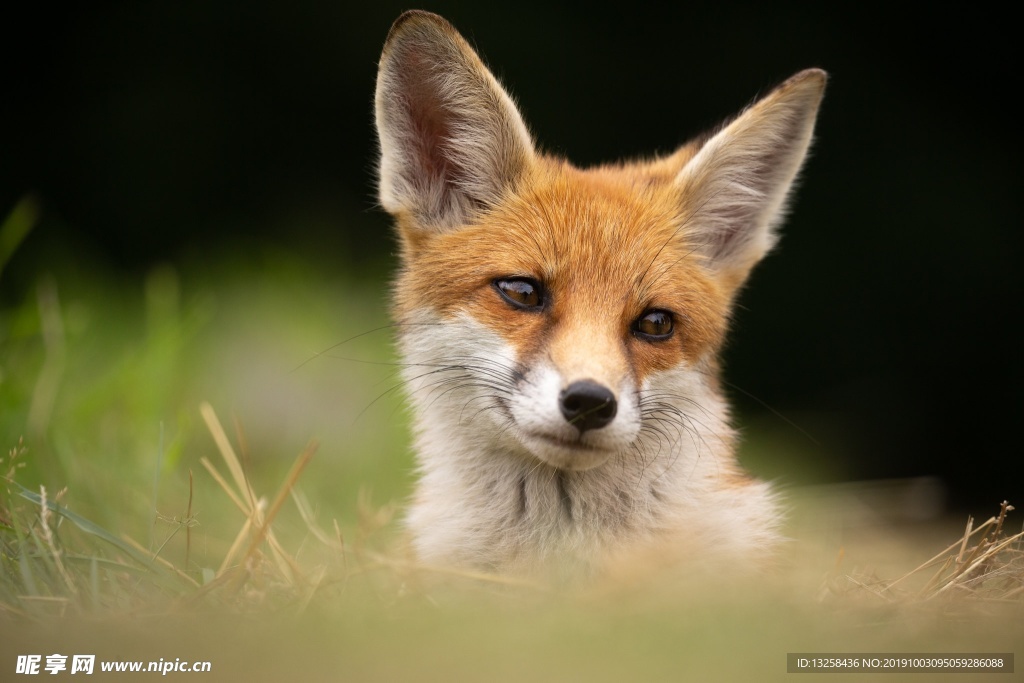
[10, 479, 178, 581]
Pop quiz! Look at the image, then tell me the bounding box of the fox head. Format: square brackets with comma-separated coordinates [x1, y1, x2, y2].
[374, 11, 825, 478]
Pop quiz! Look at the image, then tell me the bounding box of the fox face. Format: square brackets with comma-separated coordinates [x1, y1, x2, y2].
[394, 175, 730, 473]
[375, 11, 825, 573]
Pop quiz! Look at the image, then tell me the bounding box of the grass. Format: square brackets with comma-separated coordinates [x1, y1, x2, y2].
[1, 206, 1022, 680]
[821, 501, 1024, 605]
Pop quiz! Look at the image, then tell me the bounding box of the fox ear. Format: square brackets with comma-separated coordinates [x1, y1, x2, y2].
[675, 69, 826, 284]
[375, 11, 535, 231]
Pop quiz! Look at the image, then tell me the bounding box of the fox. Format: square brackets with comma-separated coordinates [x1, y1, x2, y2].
[374, 10, 825, 576]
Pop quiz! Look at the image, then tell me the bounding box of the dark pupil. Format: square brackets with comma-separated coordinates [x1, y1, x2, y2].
[640, 311, 671, 336]
[499, 280, 537, 306]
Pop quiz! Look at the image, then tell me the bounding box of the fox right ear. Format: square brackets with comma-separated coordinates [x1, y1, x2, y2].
[375, 11, 535, 232]
[674, 69, 826, 288]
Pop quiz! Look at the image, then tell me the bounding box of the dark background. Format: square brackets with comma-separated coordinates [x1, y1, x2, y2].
[2, 2, 1018, 511]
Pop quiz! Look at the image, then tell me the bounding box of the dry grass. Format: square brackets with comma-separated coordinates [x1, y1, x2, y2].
[0, 404, 540, 621]
[822, 501, 1023, 609]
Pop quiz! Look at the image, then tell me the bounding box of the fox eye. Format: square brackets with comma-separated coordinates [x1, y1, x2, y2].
[494, 277, 543, 310]
[633, 310, 674, 340]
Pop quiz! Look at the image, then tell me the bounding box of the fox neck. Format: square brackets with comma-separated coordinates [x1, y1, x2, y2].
[407, 414, 736, 575]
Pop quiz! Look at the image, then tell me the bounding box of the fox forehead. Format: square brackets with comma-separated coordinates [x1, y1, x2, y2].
[393, 159, 731, 366]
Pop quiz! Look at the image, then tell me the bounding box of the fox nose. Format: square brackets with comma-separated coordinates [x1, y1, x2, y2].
[559, 380, 617, 433]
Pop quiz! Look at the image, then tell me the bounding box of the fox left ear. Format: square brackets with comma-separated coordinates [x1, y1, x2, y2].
[375, 11, 535, 233]
[676, 69, 826, 286]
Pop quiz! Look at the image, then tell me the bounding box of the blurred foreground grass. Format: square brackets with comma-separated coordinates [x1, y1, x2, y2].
[1, 208, 1021, 681]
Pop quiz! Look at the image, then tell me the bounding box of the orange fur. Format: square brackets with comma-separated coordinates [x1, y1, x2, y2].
[394, 161, 729, 384]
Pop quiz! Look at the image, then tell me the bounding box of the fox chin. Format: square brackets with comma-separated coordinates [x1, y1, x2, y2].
[373, 10, 825, 576]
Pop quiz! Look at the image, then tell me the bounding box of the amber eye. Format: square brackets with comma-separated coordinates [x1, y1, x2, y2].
[633, 310, 674, 340]
[494, 277, 543, 310]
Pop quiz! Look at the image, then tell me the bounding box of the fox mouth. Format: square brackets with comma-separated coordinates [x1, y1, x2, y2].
[522, 430, 613, 470]
[531, 432, 601, 451]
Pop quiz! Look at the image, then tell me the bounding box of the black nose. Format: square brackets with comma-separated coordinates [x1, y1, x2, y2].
[559, 380, 617, 433]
